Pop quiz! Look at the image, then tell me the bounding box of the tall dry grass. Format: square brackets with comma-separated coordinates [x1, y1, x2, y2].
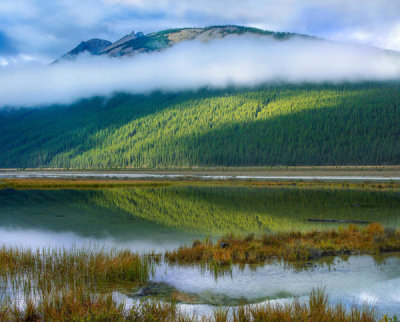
[0, 246, 152, 297]
[0, 287, 381, 321]
[0, 245, 395, 321]
[0, 287, 190, 321]
[224, 289, 376, 322]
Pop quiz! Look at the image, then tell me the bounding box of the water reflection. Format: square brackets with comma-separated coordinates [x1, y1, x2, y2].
[1, 186, 400, 315]
[148, 255, 400, 315]
[1, 186, 399, 241]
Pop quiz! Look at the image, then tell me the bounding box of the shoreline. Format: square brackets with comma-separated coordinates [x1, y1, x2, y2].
[0, 168, 400, 190]
[2, 177, 400, 191]
[1, 167, 400, 181]
[1, 165, 400, 173]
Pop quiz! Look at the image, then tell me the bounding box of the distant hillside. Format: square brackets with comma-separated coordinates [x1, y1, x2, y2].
[56, 25, 303, 61]
[1, 82, 399, 168]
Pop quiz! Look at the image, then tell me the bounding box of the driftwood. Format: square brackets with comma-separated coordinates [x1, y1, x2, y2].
[308, 219, 371, 224]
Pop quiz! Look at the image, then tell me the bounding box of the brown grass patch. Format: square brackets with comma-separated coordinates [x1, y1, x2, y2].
[1, 177, 400, 191]
[166, 223, 400, 265]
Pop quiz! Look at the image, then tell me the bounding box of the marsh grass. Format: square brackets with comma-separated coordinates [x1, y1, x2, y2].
[0, 246, 152, 296]
[0, 246, 393, 321]
[228, 288, 376, 322]
[0, 246, 155, 320]
[0, 287, 379, 321]
[0, 178, 173, 190]
[2, 178, 400, 191]
[166, 223, 400, 266]
[0, 287, 189, 321]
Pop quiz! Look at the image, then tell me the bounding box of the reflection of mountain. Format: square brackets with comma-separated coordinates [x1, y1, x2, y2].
[92, 186, 400, 235]
[1, 187, 399, 238]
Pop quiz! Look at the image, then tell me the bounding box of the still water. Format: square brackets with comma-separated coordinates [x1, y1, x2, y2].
[1, 185, 400, 315]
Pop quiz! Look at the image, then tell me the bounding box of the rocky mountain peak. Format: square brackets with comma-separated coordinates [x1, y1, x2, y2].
[55, 38, 112, 63]
[56, 25, 300, 62]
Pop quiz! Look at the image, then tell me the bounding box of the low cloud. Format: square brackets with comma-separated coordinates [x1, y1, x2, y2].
[2, 0, 400, 63]
[1, 36, 400, 108]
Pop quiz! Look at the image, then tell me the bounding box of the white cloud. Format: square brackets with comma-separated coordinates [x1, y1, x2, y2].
[0, 58, 8, 66]
[106, 0, 400, 50]
[1, 0, 400, 64]
[381, 24, 400, 51]
[1, 36, 400, 108]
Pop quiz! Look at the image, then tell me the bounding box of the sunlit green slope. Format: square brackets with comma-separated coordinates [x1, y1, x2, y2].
[1, 82, 399, 168]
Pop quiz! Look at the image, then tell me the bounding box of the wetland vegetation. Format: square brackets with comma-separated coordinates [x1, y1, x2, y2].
[0, 246, 387, 321]
[166, 223, 400, 266]
[0, 285, 379, 321]
[0, 180, 400, 319]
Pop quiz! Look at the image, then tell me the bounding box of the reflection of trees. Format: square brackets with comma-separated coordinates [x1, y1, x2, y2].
[92, 186, 400, 235]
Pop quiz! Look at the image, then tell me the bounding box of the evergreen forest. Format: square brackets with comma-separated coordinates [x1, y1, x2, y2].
[1, 82, 399, 168]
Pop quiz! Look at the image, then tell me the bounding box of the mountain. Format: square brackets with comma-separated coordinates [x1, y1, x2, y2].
[1, 82, 399, 168]
[56, 25, 302, 61]
[100, 30, 145, 56]
[55, 38, 112, 62]
[2, 26, 399, 169]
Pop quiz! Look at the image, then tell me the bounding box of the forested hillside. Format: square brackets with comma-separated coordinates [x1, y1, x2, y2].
[1, 82, 399, 168]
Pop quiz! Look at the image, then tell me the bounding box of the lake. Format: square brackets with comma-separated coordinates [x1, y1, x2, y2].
[1, 184, 400, 316]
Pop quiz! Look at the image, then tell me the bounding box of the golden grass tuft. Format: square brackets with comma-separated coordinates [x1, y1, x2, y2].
[166, 223, 400, 266]
[0, 287, 380, 321]
[0, 246, 152, 293]
[228, 288, 376, 322]
[0, 287, 191, 321]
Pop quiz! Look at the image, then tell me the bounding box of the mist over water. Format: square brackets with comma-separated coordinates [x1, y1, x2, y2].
[0, 228, 182, 252]
[1, 36, 400, 108]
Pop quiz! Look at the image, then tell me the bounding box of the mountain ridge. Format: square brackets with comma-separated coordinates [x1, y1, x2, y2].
[55, 25, 400, 64]
[56, 38, 112, 62]
[56, 25, 305, 62]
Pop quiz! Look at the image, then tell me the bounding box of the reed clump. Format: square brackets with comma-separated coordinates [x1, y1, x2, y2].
[166, 223, 400, 265]
[0, 287, 380, 321]
[0, 246, 151, 290]
[227, 289, 376, 322]
[0, 287, 190, 321]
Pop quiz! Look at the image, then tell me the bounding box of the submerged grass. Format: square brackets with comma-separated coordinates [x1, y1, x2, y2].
[166, 223, 400, 265]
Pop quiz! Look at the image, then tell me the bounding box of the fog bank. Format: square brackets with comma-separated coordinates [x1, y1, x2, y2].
[1, 36, 400, 107]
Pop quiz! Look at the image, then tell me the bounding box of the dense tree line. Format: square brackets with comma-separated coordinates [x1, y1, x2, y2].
[0, 82, 399, 168]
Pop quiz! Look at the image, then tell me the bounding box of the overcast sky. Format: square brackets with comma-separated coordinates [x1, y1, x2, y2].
[1, 0, 400, 65]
